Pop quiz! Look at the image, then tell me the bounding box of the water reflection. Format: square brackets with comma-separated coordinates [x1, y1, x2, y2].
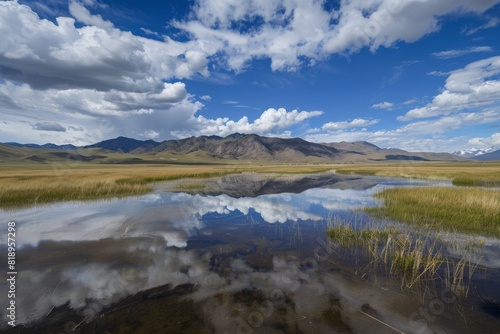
[1, 173, 499, 333]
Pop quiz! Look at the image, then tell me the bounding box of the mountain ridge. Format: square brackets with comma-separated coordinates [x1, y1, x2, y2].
[1, 134, 476, 162]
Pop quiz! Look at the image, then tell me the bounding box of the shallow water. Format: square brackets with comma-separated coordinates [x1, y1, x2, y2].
[1, 172, 499, 333]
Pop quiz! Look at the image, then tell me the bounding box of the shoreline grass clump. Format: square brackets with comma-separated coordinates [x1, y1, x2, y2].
[327, 224, 443, 288]
[367, 186, 500, 238]
[327, 222, 479, 293]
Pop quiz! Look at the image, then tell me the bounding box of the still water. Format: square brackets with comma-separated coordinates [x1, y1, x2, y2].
[1, 172, 499, 333]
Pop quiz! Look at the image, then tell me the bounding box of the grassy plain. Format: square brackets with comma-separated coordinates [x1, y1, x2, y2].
[0, 162, 334, 208]
[336, 161, 500, 186]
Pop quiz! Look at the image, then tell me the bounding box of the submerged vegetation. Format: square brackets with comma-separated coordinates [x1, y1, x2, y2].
[326, 220, 480, 293]
[367, 187, 500, 238]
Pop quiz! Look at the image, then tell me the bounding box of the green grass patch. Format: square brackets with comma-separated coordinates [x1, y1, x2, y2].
[367, 187, 500, 237]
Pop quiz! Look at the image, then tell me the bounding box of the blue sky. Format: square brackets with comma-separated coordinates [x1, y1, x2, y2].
[1, 0, 499, 152]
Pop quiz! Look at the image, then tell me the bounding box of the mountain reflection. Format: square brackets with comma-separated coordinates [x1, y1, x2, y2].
[1, 173, 465, 332]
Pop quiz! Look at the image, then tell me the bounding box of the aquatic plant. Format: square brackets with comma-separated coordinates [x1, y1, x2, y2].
[327, 220, 479, 293]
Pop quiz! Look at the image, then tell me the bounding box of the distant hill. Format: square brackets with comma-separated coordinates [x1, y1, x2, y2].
[85, 136, 160, 153]
[323, 140, 462, 162]
[0, 143, 31, 159]
[472, 149, 500, 161]
[5, 142, 78, 150]
[1, 133, 468, 163]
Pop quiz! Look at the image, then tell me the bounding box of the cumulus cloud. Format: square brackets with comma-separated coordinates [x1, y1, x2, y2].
[172, 107, 323, 138]
[2, 1, 499, 146]
[175, 0, 500, 72]
[0, 81, 201, 145]
[0, 1, 210, 92]
[399, 56, 500, 120]
[32, 121, 66, 132]
[372, 102, 393, 110]
[469, 133, 500, 147]
[431, 46, 493, 59]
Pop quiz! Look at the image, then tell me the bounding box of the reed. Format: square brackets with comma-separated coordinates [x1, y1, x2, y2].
[327, 221, 477, 291]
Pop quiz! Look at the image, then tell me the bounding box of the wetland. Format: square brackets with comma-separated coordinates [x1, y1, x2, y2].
[1, 170, 500, 333]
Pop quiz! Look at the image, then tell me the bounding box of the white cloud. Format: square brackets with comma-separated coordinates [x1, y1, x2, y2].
[140, 28, 161, 38]
[175, 0, 500, 72]
[68, 0, 114, 29]
[1, 1, 499, 147]
[306, 110, 499, 152]
[428, 71, 449, 77]
[0, 1, 210, 92]
[372, 102, 393, 110]
[313, 118, 379, 132]
[0, 81, 202, 145]
[172, 107, 323, 138]
[400, 56, 500, 120]
[463, 17, 500, 35]
[200, 95, 212, 101]
[469, 133, 500, 147]
[403, 99, 417, 105]
[431, 46, 493, 59]
[140, 130, 160, 139]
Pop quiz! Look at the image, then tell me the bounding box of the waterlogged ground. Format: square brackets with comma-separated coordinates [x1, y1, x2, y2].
[1, 172, 500, 333]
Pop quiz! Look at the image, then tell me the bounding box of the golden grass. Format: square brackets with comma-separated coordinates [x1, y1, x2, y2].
[0, 163, 334, 208]
[336, 161, 500, 187]
[367, 187, 500, 237]
[327, 221, 480, 292]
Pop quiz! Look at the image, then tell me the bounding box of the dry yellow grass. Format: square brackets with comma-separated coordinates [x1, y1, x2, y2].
[336, 161, 500, 186]
[0, 163, 334, 208]
[367, 186, 500, 237]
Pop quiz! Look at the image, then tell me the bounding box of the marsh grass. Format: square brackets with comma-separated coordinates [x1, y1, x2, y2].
[368, 187, 500, 237]
[327, 220, 478, 292]
[0, 164, 334, 208]
[336, 161, 500, 187]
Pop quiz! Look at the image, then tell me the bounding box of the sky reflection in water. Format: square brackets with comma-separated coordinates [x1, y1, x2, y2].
[1, 174, 499, 333]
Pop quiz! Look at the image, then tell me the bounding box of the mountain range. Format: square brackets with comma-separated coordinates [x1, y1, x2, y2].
[2, 133, 488, 163]
[452, 146, 499, 158]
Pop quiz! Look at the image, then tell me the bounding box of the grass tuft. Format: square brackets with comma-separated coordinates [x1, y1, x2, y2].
[327, 221, 478, 293]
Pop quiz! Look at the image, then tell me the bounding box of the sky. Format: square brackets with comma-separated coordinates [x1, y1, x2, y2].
[0, 0, 500, 152]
